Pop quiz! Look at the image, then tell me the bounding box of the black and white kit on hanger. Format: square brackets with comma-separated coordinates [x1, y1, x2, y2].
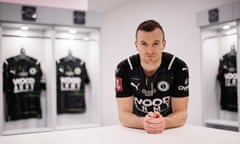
[3, 49, 46, 121]
[217, 46, 237, 112]
[56, 53, 90, 114]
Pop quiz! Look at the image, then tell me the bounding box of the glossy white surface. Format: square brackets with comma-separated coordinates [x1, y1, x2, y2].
[0, 125, 239, 144]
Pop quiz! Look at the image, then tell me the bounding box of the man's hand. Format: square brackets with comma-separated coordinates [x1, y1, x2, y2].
[143, 112, 166, 134]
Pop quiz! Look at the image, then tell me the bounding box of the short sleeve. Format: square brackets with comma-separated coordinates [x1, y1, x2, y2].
[115, 61, 132, 98]
[217, 58, 224, 83]
[171, 59, 189, 97]
[3, 61, 8, 92]
[82, 62, 90, 84]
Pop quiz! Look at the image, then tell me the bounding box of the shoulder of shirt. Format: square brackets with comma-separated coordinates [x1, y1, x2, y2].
[30, 57, 39, 64]
[4, 55, 38, 65]
[59, 56, 82, 61]
[79, 59, 85, 66]
[4, 57, 12, 65]
[25, 56, 39, 65]
[162, 52, 188, 71]
[117, 52, 187, 71]
[117, 54, 139, 71]
[73, 57, 85, 66]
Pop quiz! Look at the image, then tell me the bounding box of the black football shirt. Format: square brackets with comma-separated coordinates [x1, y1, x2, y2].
[3, 55, 43, 121]
[56, 57, 90, 114]
[217, 52, 237, 112]
[115, 52, 189, 117]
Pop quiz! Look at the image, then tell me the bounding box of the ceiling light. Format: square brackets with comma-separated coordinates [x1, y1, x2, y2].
[222, 25, 230, 30]
[69, 29, 77, 34]
[21, 26, 29, 30]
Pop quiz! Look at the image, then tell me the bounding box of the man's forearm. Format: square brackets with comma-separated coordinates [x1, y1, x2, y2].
[118, 111, 144, 129]
[164, 110, 187, 129]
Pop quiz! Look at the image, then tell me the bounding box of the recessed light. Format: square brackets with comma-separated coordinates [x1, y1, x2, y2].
[69, 29, 77, 34]
[222, 25, 230, 30]
[21, 26, 29, 30]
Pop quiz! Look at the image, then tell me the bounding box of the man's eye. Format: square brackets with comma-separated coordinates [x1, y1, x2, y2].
[141, 42, 148, 46]
[153, 42, 160, 47]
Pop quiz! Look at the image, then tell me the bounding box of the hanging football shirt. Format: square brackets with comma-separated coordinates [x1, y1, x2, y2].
[3, 55, 44, 121]
[56, 56, 90, 114]
[217, 50, 237, 112]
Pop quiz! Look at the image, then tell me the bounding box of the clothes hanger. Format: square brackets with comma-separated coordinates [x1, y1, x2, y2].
[15, 45, 29, 60]
[68, 49, 73, 58]
[65, 48, 77, 61]
[20, 47, 26, 55]
[229, 44, 236, 56]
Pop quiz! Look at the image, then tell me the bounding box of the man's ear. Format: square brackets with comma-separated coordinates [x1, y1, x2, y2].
[135, 41, 138, 51]
[162, 40, 166, 50]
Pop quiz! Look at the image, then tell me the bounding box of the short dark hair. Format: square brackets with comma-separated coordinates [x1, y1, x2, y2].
[136, 20, 165, 40]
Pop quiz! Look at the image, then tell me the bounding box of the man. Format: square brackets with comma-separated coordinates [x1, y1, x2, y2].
[115, 20, 189, 134]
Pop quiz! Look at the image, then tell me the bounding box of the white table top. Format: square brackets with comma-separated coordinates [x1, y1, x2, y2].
[0, 124, 240, 144]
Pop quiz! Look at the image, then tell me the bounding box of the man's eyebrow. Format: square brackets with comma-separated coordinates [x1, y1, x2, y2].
[154, 40, 161, 42]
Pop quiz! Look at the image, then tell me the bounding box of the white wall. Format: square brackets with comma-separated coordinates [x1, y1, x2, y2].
[100, 0, 240, 126]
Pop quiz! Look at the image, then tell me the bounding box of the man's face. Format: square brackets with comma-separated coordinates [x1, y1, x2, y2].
[135, 28, 166, 65]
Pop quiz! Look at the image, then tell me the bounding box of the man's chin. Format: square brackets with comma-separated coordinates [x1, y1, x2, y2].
[148, 57, 156, 60]
[145, 59, 156, 64]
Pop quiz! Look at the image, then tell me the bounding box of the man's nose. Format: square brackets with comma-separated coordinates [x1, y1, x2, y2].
[146, 46, 154, 54]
